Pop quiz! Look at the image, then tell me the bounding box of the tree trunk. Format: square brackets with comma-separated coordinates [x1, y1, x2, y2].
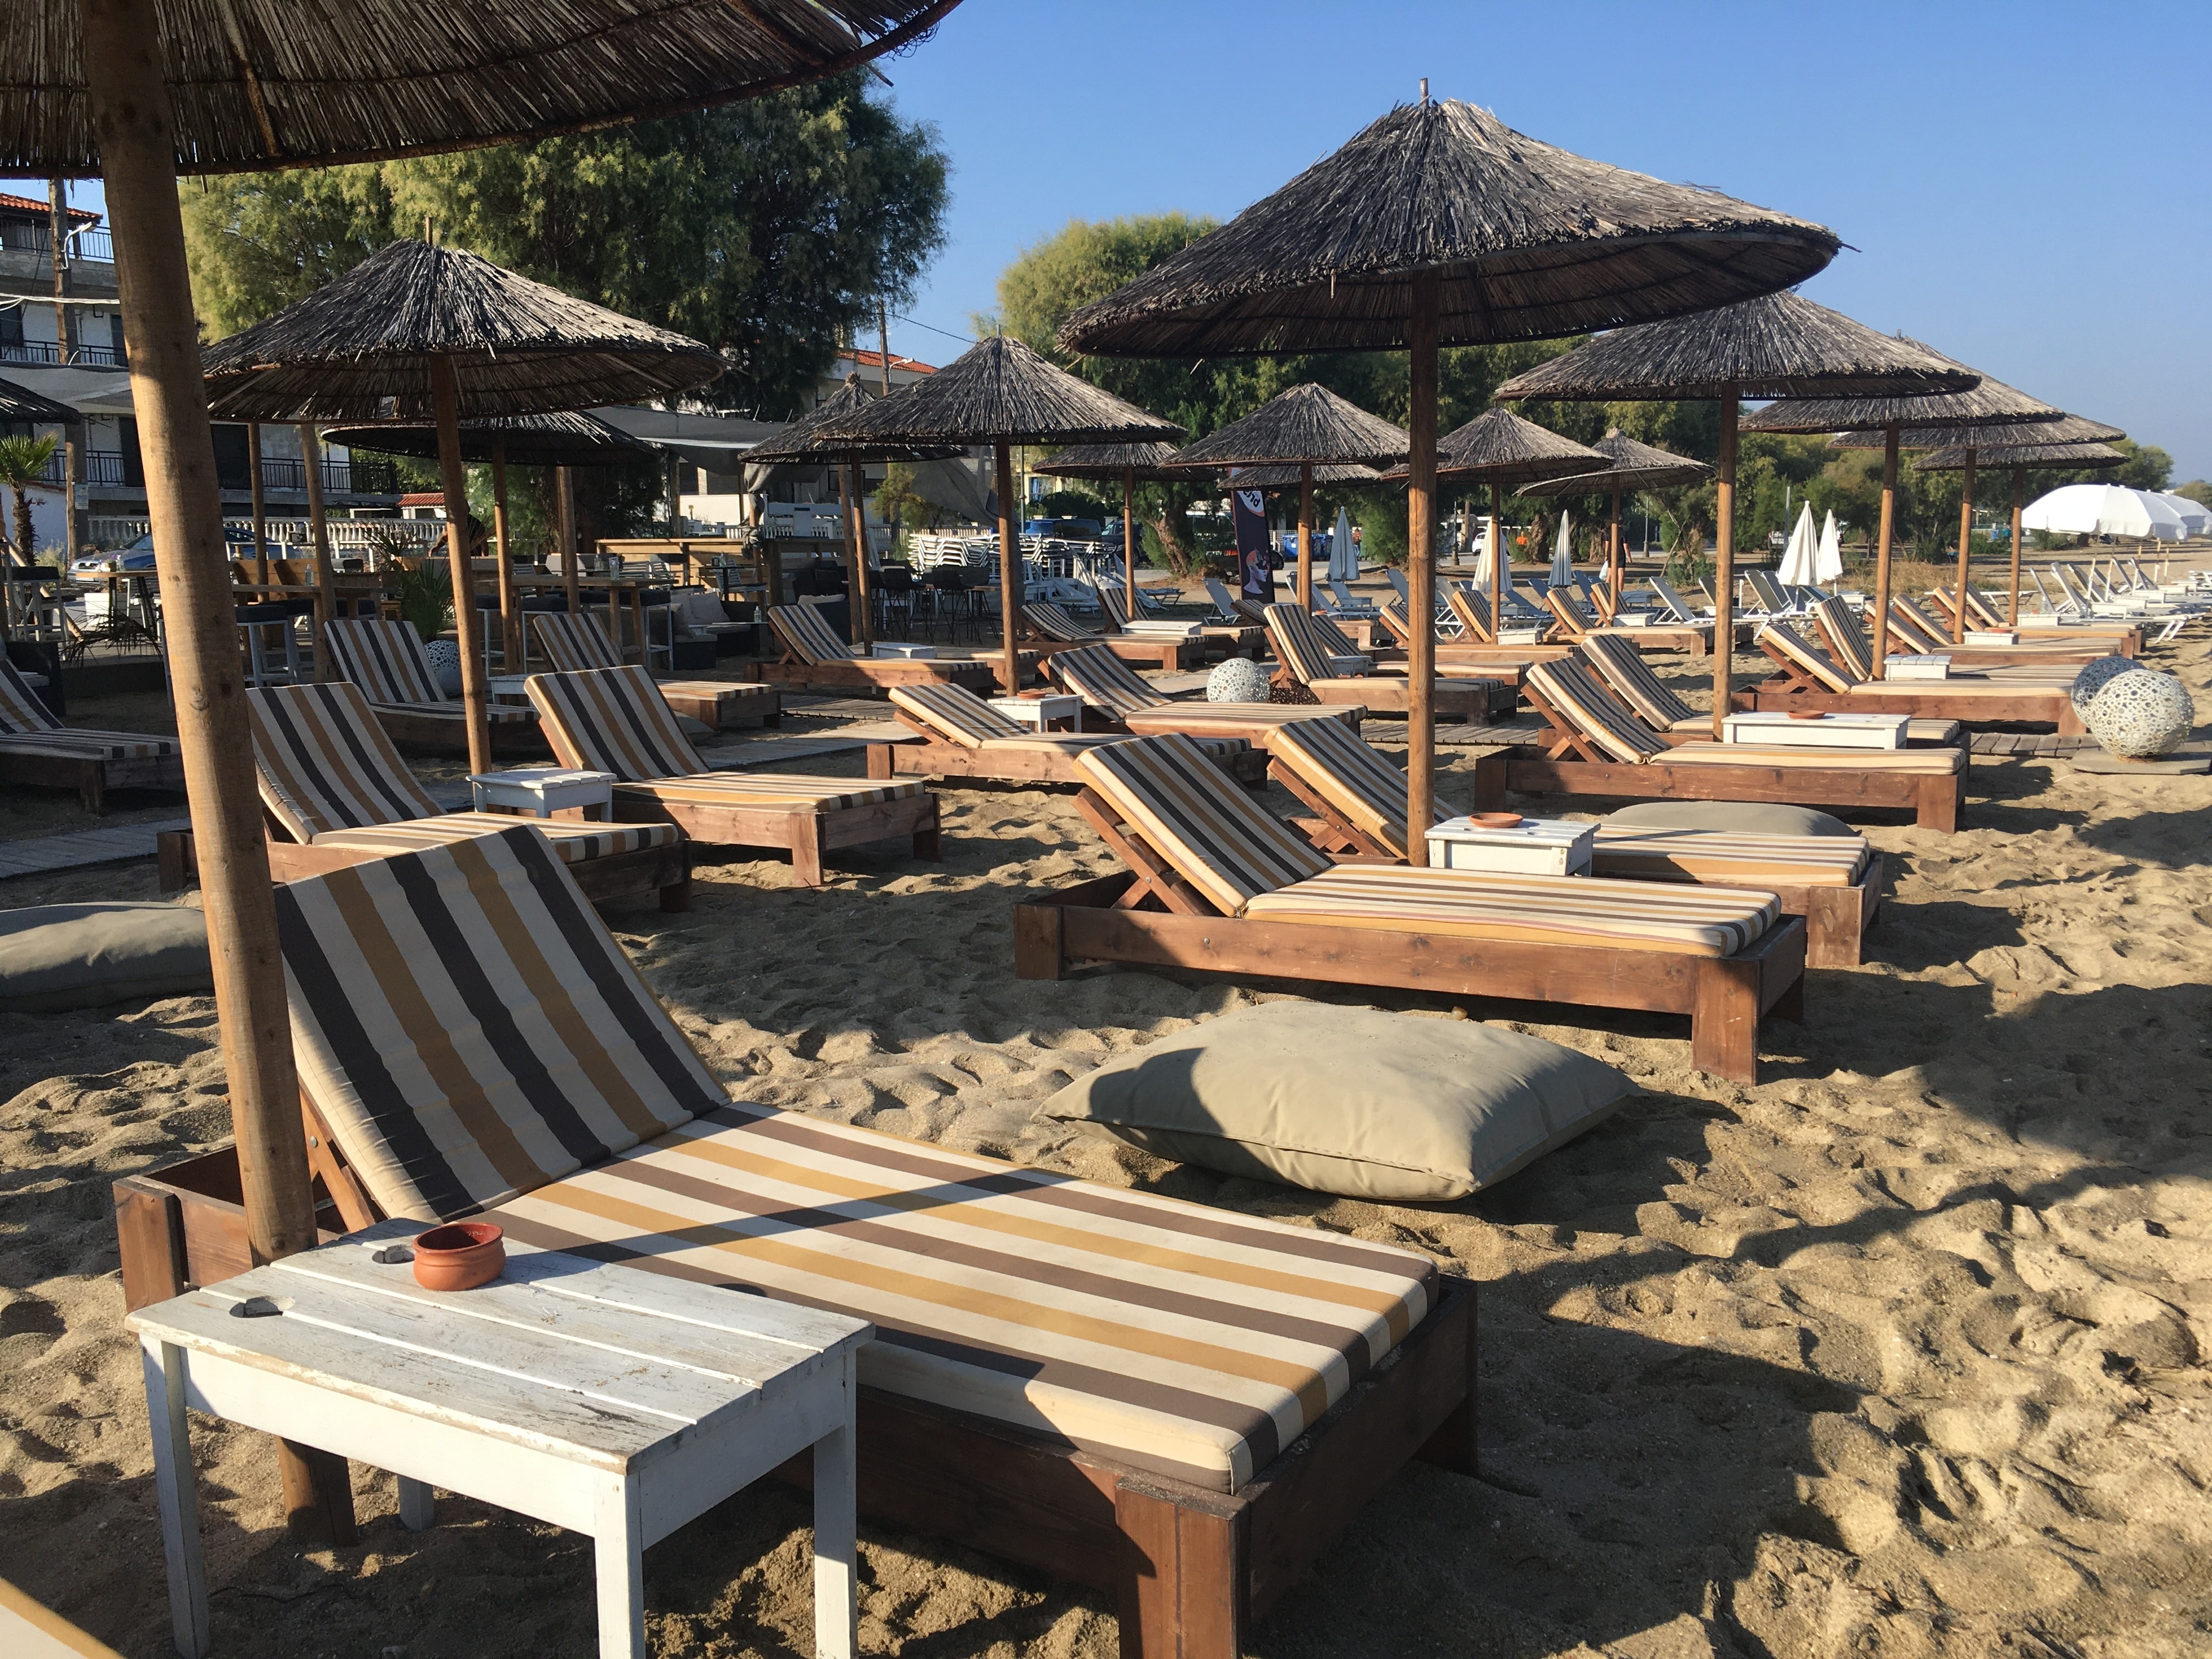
[13, 483, 32, 566]
[1149, 513, 1195, 578]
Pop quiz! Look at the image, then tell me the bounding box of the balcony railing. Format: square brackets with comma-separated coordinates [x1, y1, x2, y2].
[0, 340, 124, 368]
[40, 451, 402, 495]
[0, 222, 114, 263]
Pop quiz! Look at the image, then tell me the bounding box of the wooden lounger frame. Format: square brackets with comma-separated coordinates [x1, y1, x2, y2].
[867, 725, 1266, 789]
[748, 654, 1002, 696]
[1745, 634, 2086, 736]
[113, 1116, 1476, 1659]
[1494, 678, 1968, 833]
[370, 707, 549, 757]
[1022, 632, 1198, 672]
[1028, 801, 1805, 1084]
[613, 789, 940, 888]
[1267, 760, 1884, 969]
[1278, 672, 1513, 721]
[655, 681, 782, 730]
[0, 745, 181, 813]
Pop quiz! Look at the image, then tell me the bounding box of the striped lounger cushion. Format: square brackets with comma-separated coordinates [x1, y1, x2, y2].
[1023, 602, 1100, 643]
[1264, 717, 1442, 857]
[0, 659, 178, 759]
[272, 824, 1439, 1494]
[1046, 643, 1170, 713]
[1578, 638, 1961, 745]
[889, 683, 1241, 762]
[249, 682, 445, 836]
[533, 611, 747, 704]
[1046, 646, 1356, 731]
[768, 604, 858, 664]
[1662, 741, 1964, 775]
[311, 815, 679, 864]
[1589, 825, 1869, 888]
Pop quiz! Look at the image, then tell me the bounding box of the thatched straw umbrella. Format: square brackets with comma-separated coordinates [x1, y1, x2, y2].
[815, 334, 1183, 693]
[1743, 366, 2061, 647]
[1165, 385, 1408, 609]
[1225, 462, 1385, 487]
[1380, 408, 1603, 623]
[1912, 438, 2127, 624]
[12, 5, 946, 1492]
[1513, 431, 1711, 594]
[204, 238, 724, 774]
[1037, 440, 1206, 603]
[328, 410, 657, 660]
[743, 376, 961, 650]
[1059, 93, 1840, 856]
[1496, 291, 1976, 733]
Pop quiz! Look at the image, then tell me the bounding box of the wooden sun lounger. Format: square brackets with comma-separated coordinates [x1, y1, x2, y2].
[113, 826, 1475, 1659]
[1744, 615, 2086, 736]
[531, 611, 781, 728]
[1094, 584, 1262, 661]
[529, 666, 940, 886]
[1542, 585, 1717, 657]
[1263, 604, 1513, 720]
[324, 616, 547, 756]
[1021, 601, 1196, 670]
[1039, 643, 1368, 752]
[759, 603, 1002, 694]
[1487, 658, 1969, 832]
[1925, 586, 2141, 656]
[1018, 734, 1805, 1082]
[0, 659, 184, 811]
[867, 681, 1263, 787]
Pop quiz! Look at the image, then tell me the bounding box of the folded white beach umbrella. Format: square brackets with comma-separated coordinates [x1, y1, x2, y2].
[1330, 505, 1357, 581]
[1550, 507, 1574, 585]
[1815, 509, 1844, 582]
[2022, 483, 2188, 541]
[1776, 501, 1817, 585]
[2154, 491, 2210, 537]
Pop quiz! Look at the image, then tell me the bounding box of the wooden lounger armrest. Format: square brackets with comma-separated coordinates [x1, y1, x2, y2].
[1070, 788, 1222, 918]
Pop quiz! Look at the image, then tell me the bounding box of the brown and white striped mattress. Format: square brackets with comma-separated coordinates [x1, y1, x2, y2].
[311, 814, 677, 864]
[0, 658, 178, 760]
[1589, 825, 1869, 888]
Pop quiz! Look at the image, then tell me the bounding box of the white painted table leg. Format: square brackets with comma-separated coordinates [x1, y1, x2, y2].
[396, 1476, 435, 1531]
[812, 1366, 858, 1659]
[592, 1477, 646, 1659]
[141, 1338, 210, 1659]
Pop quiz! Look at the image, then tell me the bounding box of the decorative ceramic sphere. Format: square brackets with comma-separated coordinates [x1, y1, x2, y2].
[422, 637, 465, 696]
[2085, 669, 2194, 758]
[2070, 654, 2142, 716]
[1207, 657, 1272, 703]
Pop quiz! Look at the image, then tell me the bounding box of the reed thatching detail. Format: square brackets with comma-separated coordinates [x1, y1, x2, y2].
[1037, 441, 1198, 482]
[324, 410, 653, 468]
[815, 334, 1183, 446]
[742, 376, 962, 465]
[1912, 440, 2127, 472]
[202, 241, 725, 422]
[1377, 407, 1603, 486]
[0, 374, 78, 425]
[2, 0, 962, 176]
[1058, 99, 1839, 358]
[1166, 384, 1408, 469]
[1493, 291, 1980, 403]
[1831, 411, 2126, 450]
[1222, 462, 1386, 488]
[1515, 430, 1711, 498]
[1741, 358, 2059, 434]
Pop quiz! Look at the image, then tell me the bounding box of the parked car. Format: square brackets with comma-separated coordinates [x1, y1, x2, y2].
[72, 525, 282, 577]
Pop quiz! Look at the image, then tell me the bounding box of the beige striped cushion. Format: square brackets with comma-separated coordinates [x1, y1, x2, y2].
[1544, 587, 1594, 636]
[619, 773, 924, 810]
[1886, 598, 1951, 653]
[1044, 643, 1167, 713]
[0, 658, 61, 733]
[1094, 584, 1136, 630]
[1660, 740, 1965, 774]
[275, 825, 722, 1221]
[1813, 597, 1877, 681]
[1759, 623, 1855, 692]
[1120, 706, 1361, 734]
[0, 729, 179, 762]
[250, 682, 441, 838]
[1448, 585, 1497, 642]
[1264, 604, 1343, 685]
[1590, 825, 1869, 888]
[1579, 634, 1696, 730]
[889, 683, 1026, 745]
[1024, 602, 1099, 643]
[1244, 865, 1777, 957]
[768, 603, 858, 664]
[327, 617, 447, 704]
[532, 611, 624, 672]
[1309, 610, 1365, 656]
[487, 1102, 1438, 1493]
[1526, 659, 1669, 763]
[1266, 719, 1455, 858]
[528, 666, 702, 781]
[312, 814, 680, 863]
[1075, 733, 1331, 914]
[370, 699, 537, 725]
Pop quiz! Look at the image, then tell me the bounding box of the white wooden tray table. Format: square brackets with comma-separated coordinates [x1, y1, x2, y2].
[128, 1220, 871, 1659]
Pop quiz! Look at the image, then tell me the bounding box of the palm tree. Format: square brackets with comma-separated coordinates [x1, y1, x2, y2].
[0, 434, 60, 567]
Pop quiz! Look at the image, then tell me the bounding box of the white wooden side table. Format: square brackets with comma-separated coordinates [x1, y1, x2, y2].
[988, 693, 1083, 732]
[1722, 711, 1909, 750]
[1425, 815, 1595, 876]
[128, 1221, 872, 1659]
[469, 767, 616, 819]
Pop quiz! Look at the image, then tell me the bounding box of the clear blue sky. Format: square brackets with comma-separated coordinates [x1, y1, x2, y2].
[29, 1, 2209, 478]
[874, 0, 2211, 480]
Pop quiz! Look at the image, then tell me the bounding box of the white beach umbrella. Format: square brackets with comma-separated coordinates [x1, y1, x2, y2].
[1330, 505, 1357, 581]
[2154, 491, 2210, 536]
[1815, 508, 1845, 582]
[1550, 507, 1574, 585]
[2022, 483, 2188, 541]
[1776, 501, 1817, 584]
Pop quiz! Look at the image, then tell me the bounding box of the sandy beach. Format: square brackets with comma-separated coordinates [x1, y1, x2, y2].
[3, 631, 2210, 1658]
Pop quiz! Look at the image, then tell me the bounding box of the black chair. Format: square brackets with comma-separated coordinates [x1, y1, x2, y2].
[874, 563, 915, 638]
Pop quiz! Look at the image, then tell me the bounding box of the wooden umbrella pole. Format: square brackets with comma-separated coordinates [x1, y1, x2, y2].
[1297, 460, 1315, 611]
[1869, 426, 1899, 680]
[1708, 384, 1738, 740]
[1609, 488, 1624, 597]
[1405, 271, 1440, 863]
[1952, 449, 1977, 643]
[556, 463, 581, 615]
[85, 0, 353, 1547]
[842, 460, 873, 649]
[2008, 465, 2026, 628]
[298, 423, 334, 679]
[995, 439, 1020, 694]
[1489, 481, 1505, 642]
[1122, 466, 1137, 604]
[430, 355, 492, 775]
[491, 436, 520, 670]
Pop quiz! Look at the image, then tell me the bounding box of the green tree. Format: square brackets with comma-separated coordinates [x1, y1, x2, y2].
[0, 434, 59, 567]
[2175, 478, 2211, 509]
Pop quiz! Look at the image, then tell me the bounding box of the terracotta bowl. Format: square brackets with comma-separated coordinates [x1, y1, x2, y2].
[1787, 710, 1827, 720]
[1468, 811, 1523, 828]
[411, 1222, 505, 1292]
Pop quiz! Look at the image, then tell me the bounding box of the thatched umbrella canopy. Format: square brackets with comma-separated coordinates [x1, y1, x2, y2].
[18, 0, 956, 1486]
[1743, 364, 2066, 642]
[1039, 441, 1206, 598]
[816, 334, 1183, 690]
[742, 376, 960, 648]
[0, 373, 78, 426]
[1912, 437, 2128, 622]
[1227, 462, 1385, 488]
[206, 240, 724, 771]
[1495, 292, 1976, 722]
[1059, 94, 1841, 857]
[1514, 430, 1710, 592]
[1166, 385, 1407, 607]
[1832, 411, 2124, 449]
